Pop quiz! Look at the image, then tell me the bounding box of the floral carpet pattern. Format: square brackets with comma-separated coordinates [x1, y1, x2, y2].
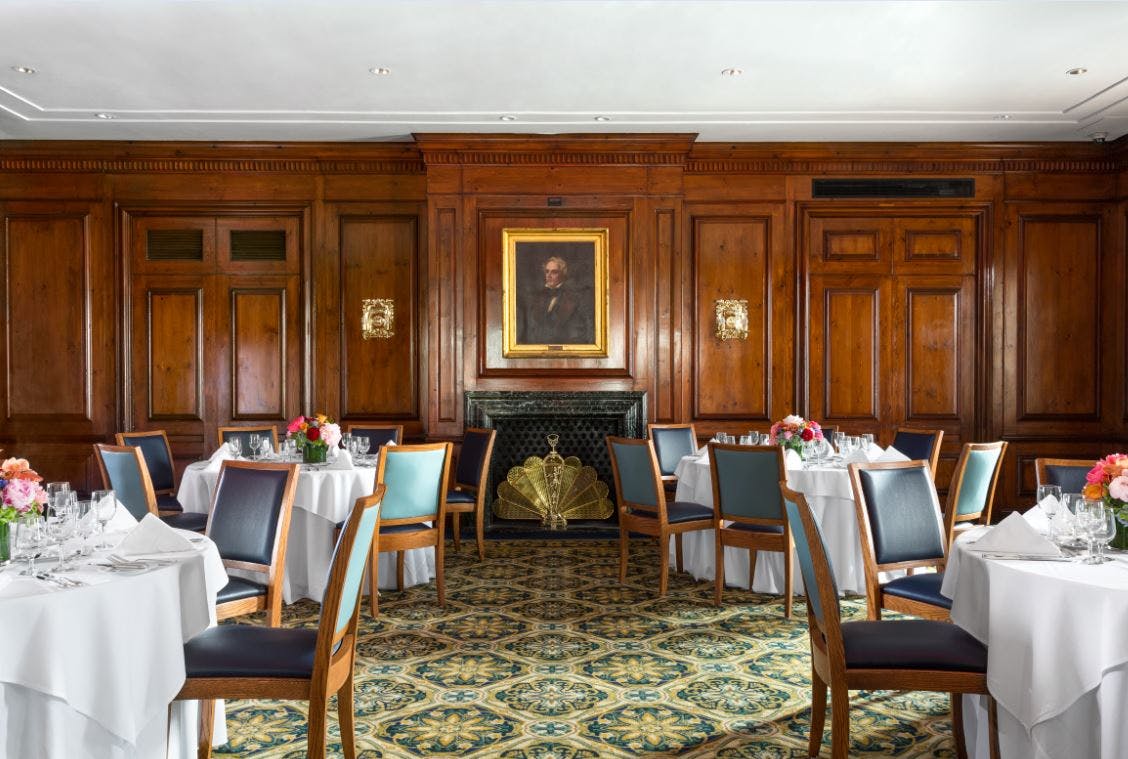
[215, 540, 959, 757]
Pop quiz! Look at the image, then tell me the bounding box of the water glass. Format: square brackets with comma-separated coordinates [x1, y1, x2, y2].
[833, 432, 847, 454]
[1036, 484, 1062, 539]
[739, 434, 753, 446]
[356, 437, 370, 460]
[228, 437, 243, 459]
[281, 438, 298, 461]
[92, 489, 116, 548]
[74, 498, 94, 556]
[248, 433, 262, 461]
[45, 501, 76, 570]
[862, 433, 875, 449]
[1078, 499, 1105, 564]
[15, 513, 45, 576]
[45, 482, 70, 501]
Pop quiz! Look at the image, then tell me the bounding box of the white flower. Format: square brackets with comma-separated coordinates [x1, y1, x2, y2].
[782, 414, 804, 426]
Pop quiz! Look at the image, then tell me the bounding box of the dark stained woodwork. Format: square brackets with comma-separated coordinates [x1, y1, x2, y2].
[230, 287, 289, 419]
[809, 281, 886, 425]
[143, 286, 204, 420]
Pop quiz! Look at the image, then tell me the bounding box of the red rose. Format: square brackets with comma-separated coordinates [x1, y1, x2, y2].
[800, 428, 814, 441]
[306, 426, 321, 441]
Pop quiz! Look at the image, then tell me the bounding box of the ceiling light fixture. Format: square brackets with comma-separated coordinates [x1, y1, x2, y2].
[369, 67, 391, 76]
[95, 112, 115, 120]
[12, 65, 36, 74]
[1067, 67, 1088, 75]
[720, 68, 743, 77]
[993, 114, 1011, 120]
[499, 115, 517, 122]
[594, 116, 611, 122]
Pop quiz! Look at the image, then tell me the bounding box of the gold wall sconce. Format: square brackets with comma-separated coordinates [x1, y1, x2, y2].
[361, 298, 395, 339]
[714, 299, 749, 340]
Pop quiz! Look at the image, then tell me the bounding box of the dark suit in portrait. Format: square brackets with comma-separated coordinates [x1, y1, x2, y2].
[520, 283, 594, 345]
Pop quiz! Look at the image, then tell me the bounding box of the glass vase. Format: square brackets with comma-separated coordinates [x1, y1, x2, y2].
[0, 520, 10, 565]
[1111, 508, 1128, 551]
[303, 443, 328, 464]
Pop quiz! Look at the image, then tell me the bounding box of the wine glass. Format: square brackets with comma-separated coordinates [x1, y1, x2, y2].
[862, 433, 875, 450]
[248, 433, 262, 461]
[15, 513, 45, 576]
[228, 437, 243, 459]
[45, 482, 70, 502]
[92, 489, 116, 548]
[1078, 499, 1105, 564]
[1036, 484, 1063, 540]
[356, 437, 370, 463]
[1085, 505, 1116, 564]
[74, 498, 94, 557]
[45, 499, 75, 572]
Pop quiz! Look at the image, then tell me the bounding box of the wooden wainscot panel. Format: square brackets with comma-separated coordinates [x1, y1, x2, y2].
[229, 286, 289, 419]
[139, 284, 205, 422]
[895, 215, 977, 275]
[807, 217, 891, 274]
[897, 279, 973, 423]
[692, 216, 771, 419]
[129, 214, 217, 275]
[339, 215, 419, 419]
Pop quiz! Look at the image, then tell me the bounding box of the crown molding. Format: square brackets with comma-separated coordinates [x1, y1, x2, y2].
[412, 133, 698, 166]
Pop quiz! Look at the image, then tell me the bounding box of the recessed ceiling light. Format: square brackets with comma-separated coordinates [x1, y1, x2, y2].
[499, 115, 517, 122]
[95, 112, 115, 120]
[369, 67, 391, 76]
[993, 114, 1011, 120]
[594, 116, 611, 122]
[720, 68, 743, 77]
[1067, 67, 1088, 76]
[12, 65, 36, 74]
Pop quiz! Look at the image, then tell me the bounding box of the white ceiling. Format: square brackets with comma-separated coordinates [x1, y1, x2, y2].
[2, 0, 1127, 144]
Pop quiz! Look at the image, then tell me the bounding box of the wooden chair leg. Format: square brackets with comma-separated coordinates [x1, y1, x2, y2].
[783, 541, 793, 619]
[748, 548, 758, 590]
[808, 670, 827, 758]
[369, 548, 381, 617]
[196, 699, 215, 759]
[305, 691, 328, 759]
[619, 526, 629, 583]
[475, 502, 485, 561]
[338, 671, 357, 759]
[396, 551, 405, 591]
[451, 512, 461, 551]
[713, 529, 724, 607]
[675, 533, 684, 573]
[987, 696, 1001, 759]
[829, 683, 850, 759]
[951, 692, 968, 759]
[435, 539, 445, 607]
[658, 532, 670, 596]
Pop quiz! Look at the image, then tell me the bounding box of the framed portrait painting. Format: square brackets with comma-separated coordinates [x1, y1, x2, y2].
[502, 228, 609, 358]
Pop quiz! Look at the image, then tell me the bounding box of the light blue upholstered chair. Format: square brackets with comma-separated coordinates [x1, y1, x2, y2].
[709, 443, 793, 616]
[93, 443, 209, 532]
[781, 483, 999, 759]
[848, 460, 950, 621]
[944, 441, 1007, 544]
[1035, 457, 1092, 495]
[890, 427, 944, 478]
[177, 487, 385, 759]
[647, 422, 697, 492]
[606, 435, 713, 596]
[370, 442, 452, 616]
[115, 429, 184, 515]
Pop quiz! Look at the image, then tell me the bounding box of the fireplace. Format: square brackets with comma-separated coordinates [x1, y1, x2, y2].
[464, 391, 647, 536]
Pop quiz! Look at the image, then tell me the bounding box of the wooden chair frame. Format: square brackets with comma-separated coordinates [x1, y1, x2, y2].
[208, 460, 300, 627]
[647, 422, 698, 490]
[782, 484, 999, 759]
[892, 426, 945, 478]
[709, 443, 793, 616]
[446, 427, 497, 561]
[114, 429, 179, 511]
[1034, 457, 1094, 488]
[606, 435, 713, 597]
[849, 460, 950, 621]
[180, 486, 385, 759]
[216, 425, 279, 453]
[943, 441, 1007, 545]
[369, 442, 452, 616]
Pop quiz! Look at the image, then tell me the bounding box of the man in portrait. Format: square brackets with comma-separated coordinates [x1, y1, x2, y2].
[519, 255, 595, 345]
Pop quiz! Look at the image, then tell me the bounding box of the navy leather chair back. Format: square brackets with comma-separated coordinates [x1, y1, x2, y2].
[1041, 464, 1090, 495]
[349, 426, 402, 450]
[783, 489, 839, 630]
[96, 447, 151, 521]
[209, 465, 293, 565]
[455, 428, 494, 488]
[651, 426, 696, 476]
[891, 430, 940, 463]
[220, 427, 276, 454]
[119, 432, 175, 492]
[609, 439, 661, 510]
[856, 465, 945, 565]
[713, 446, 784, 521]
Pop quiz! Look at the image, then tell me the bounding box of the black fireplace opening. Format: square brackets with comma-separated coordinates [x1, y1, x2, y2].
[464, 391, 647, 538]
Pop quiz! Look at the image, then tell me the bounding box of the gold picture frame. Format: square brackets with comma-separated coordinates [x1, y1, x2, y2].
[502, 228, 609, 358]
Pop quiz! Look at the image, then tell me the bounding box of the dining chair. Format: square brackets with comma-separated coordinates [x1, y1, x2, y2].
[177, 486, 385, 759]
[115, 429, 184, 516]
[781, 483, 999, 759]
[606, 435, 713, 596]
[709, 443, 793, 616]
[345, 423, 404, 450]
[93, 443, 209, 532]
[848, 460, 951, 621]
[369, 442, 452, 615]
[216, 425, 279, 454]
[1035, 457, 1092, 494]
[943, 441, 1008, 545]
[647, 423, 698, 494]
[208, 460, 299, 627]
[891, 426, 944, 478]
[445, 427, 497, 560]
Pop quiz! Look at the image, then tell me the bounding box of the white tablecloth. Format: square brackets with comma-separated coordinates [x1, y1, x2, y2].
[942, 528, 1128, 759]
[0, 532, 227, 759]
[671, 454, 871, 595]
[179, 460, 435, 601]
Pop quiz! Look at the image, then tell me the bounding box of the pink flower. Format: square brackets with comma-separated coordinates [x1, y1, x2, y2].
[286, 416, 305, 435]
[1110, 475, 1128, 502]
[2, 478, 46, 513]
[320, 423, 342, 449]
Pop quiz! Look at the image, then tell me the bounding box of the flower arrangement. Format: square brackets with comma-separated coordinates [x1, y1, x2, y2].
[1083, 453, 1128, 548]
[768, 414, 824, 456]
[0, 457, 48, 524]
[286, 414, 342, 463]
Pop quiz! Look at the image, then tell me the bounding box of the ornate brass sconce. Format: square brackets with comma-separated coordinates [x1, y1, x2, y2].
[361, 298, 395, 339]
[714, 299, 749, 340]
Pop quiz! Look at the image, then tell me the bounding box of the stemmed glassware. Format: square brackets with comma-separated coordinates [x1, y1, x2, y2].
[356, 437, 370, 463]
[228, 437, 243, 459]
[74, 498, 95, 557]
[1036, 484, 1063, 541]
[248, 433, 262, 461]
[45, 497, 76, 572]
[92, 489, 116, 549]
[15, 512, 45, 576]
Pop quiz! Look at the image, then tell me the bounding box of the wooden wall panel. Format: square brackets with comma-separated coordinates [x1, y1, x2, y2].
[899, 282, 971, 421]
[809, 281, 886, 425]
[339, 215, 419, 419]
[144, 288, 204, 420]
[230, 288, 287, 418]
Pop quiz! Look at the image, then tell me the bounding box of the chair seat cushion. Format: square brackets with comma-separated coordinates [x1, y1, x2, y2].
[184, 625, 318, 679]
[446, 489, 476, 505]
[216, 576, 267, 605]
[726, 522, 785, 535]
[882, 572, 952, 610]
[160, 511, 209, 533]
[157, 493, 184, 513]
[665, 501, 714, 524]
[842, 619, 987, 672]
[380, 522, 432, 535]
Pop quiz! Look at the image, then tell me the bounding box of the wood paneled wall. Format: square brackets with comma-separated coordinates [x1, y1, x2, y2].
[1, 136, 1126, 516]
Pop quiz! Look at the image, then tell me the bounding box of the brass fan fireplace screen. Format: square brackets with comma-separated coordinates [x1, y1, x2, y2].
[494, 434, 613, 529]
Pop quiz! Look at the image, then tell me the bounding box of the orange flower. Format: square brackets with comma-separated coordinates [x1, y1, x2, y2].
[1083, 482, 1105, 500]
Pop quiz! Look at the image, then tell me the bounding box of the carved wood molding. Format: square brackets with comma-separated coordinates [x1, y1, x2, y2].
[0, 156, 425, 174]
[685, 157, 1120, 174]
[414, 133, 698, 167]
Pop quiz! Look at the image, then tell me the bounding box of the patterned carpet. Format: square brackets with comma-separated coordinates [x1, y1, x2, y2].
[213, 540, 958, 758]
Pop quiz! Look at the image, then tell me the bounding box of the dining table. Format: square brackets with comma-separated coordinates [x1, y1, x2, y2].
[942, 525, 1128, 759]
[670, 451, 882, 595]
[178, 453, 435, 602]
[0, 525, 228, 759]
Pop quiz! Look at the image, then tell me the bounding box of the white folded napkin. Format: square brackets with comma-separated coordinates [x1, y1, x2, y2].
[203, 443, 235, 473]
[967, 512, 1061, 557]
[328, 449, 354, 470]
[843, 448, 873, 465]
[783, 449, 803, 470]
[1023, 497, 1073, 534]
[875, 446, 911, 463]
[866, 442, 885, 457]
[108, 500, 140, 530]
[115, 513, 195, 555]
[696, 445, 709, 457]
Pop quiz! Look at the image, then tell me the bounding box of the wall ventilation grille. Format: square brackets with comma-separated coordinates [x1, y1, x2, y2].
[230, 230, 287, 261]
[812, 178, 975, 198]
[146, 229, 204, 260]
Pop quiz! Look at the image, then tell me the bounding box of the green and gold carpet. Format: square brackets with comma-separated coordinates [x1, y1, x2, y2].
[214, 540, 960, 757]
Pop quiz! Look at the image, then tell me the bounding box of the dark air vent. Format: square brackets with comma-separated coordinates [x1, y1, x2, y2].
[230, 230, 287, 261]
[147, 229, 204, 260]
[812, 178, 975, 199]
